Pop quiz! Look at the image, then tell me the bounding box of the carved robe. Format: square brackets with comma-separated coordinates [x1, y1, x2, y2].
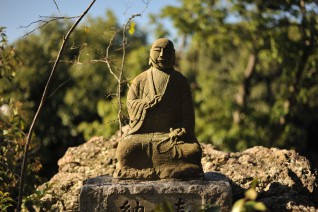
[115, 67, 202, 179]
[127, 67, 196, 139]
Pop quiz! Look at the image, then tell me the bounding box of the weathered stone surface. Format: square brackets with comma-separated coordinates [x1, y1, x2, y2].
[80, 173, 232, 211]
[38, 135, 118, 211]
[37, 131, 318, 211]
[202, 144, 318, 211]
[116, 38, 203, 180]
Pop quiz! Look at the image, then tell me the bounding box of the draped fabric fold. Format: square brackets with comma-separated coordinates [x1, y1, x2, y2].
[127, 99, 148, 134]
[127, 68, 170, 134]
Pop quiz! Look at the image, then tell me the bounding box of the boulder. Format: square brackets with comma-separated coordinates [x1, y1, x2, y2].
[38, 135, 118, 211]
[202, 144, 318, 211]
[37, 132, 318, 211]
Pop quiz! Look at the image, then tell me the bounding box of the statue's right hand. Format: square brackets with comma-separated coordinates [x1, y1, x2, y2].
[148, 95, 162, 108]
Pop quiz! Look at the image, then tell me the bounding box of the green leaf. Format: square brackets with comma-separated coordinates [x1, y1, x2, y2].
[231, 199, 244, 212]
[83, 26, 90, 33]
[1, 204, 12, 211]
[253, 202, 267, 211]
[250, 179, 259, 188]
[245, 188, 258, 200]
[129, 22, 136, 35]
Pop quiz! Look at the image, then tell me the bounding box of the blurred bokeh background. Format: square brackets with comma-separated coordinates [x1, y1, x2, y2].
[1, 0, 318, 208]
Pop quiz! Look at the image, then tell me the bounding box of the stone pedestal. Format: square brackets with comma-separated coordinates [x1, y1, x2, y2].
[79, 172, 232, 211]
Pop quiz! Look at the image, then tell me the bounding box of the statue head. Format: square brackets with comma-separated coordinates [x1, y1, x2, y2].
[149, 38, 175, 70]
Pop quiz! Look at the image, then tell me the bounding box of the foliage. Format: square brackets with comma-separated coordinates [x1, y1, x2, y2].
[0, 191, 14, 211]
[21, 183, 51, 211]
[0, 28, 43, 210]
[1, 10, 149, 208]
[157, 0, 318, 156]
[231, 179, 266, 212]
[77, 99, 124, 140]
[0, 27, 20, 80]
[0, 10, 149, 180]
[2, 1, 318, 208]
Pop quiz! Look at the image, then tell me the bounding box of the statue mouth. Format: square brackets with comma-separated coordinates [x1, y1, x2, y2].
[157, 59, 167, 65]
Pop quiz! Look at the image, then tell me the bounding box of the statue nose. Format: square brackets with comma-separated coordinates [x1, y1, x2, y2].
[159, 49, 164, 57]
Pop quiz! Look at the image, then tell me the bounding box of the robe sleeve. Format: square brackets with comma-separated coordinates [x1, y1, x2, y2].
[180, 77, 196, 137]
[126, 76, 149, 134]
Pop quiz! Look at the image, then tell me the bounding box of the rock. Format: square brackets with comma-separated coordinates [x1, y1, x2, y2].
[38, 135, 118, 211]
[202, 144, 318, 211]
[37, 132, 318, 211]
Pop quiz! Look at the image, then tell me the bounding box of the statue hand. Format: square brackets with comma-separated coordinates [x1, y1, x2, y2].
[169, 128, 186, 140]
[148, 95, 162, 108]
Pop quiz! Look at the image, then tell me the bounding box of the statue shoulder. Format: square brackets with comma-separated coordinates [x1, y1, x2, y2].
[171, 70, 190, 85]
[131, 69, 151, 85]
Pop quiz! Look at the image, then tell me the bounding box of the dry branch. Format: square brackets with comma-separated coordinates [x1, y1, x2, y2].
[17, 0, 97, 210]
[20, 16, 79, 37]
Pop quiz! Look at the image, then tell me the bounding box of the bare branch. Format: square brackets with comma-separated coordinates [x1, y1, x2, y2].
[116, 13, 141, 135]
[19, 16, 79, 37]
[19, 15, 79, 29]
[47, 79, 72, 98]
[105, 30, 121, 82]
[52, 0, 61, 14]
[66, 3, 148, 137]
[140, 0, 151, 14]
[141, 0, 151, 5]
[17, 0, 97, 210]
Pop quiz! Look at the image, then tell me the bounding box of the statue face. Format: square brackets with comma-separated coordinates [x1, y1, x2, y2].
[150, 38, 175, 70]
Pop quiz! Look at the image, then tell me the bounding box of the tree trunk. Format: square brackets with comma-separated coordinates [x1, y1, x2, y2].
[233, 53, 256, 124]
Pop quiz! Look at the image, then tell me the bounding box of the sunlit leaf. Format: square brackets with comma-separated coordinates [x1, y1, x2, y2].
[251, 179, 259, 188]
[231, 199, 244, 212]
[129, 22, 136, 35]
[245, 188, 258, 200]
[253, 202, 267, 211]
[83, 26, 90, 33]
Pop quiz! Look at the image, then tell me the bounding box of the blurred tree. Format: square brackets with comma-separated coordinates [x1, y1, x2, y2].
[157, 0, 318, 161]
[0, 27, 42, 210]
[1, 10, 149, 179]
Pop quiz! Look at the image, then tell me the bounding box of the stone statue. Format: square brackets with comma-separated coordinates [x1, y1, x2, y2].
[114, 38, 203, 179]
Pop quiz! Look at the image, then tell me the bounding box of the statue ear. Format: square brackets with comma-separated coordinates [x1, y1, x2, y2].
[172, 50, 175, 66]
[149, 57, 152, 66]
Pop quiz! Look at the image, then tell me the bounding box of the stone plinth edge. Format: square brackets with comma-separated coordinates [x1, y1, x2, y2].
[80, 172, 232, 211]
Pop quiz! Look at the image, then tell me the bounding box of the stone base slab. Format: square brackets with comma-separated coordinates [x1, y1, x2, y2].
[79, 172, 232, 211]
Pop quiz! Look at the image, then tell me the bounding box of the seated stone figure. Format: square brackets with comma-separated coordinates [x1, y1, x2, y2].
[114, 38, 203, 179]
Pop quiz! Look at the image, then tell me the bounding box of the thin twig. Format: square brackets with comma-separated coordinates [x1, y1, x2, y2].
[105, 93, 118, 99]
[140, 0, 151, 14]
[105, 30, 121, 82]
[117, 14, 141, 136]
[101, 13, 142, 136]
[47, 79, 72, 98]
[19, 16, 79, 37]
[52, 0, 61, 14]
[19, 16, 79, 28]
[17, 0, 96, 210]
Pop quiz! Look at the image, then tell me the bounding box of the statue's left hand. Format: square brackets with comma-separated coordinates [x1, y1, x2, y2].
[169, 128, 186, 140]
